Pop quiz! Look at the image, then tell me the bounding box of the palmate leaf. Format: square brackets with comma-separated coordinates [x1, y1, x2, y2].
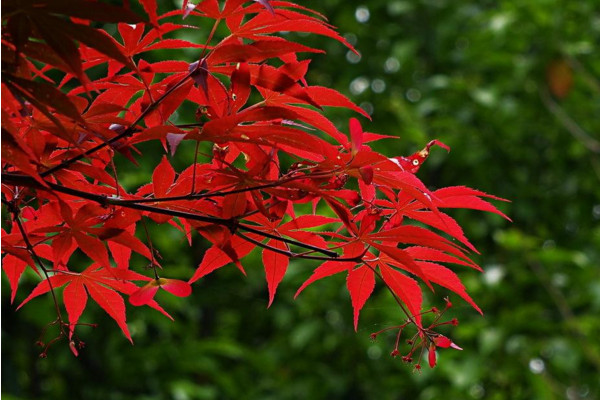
[262, 240, 289, 307]
[378, 262, 423, 328]
[347, 265, 375, 331]
[0, 0, 510, 361]
[17, 266, 152, 342]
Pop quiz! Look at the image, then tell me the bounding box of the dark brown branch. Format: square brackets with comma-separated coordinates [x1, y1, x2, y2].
[235, 230, 362, 262]
[2, 172, 340, 258]
[101, 169, 335, 205]
[10, 206, 68, 338]
[40, 70, 197, 178]
[540, 87, 600, 153]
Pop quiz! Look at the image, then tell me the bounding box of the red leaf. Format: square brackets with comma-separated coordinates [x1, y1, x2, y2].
[378, 263, 423, 328]
[346, 265, 375, 331]
[2, 255, 29, 303]
[230, 62, 251, 112]
[295, 260, 352, 298]
[433, 335, 452, 348]
[63, 279, 87, 338]
[221, 190, 247, 219]
[416, 261, 482, 314]
[129, 282, 160, 306]
[405, 210, 478, 253]
[152, 156, 176, 197]
[189, 245, 235, 283]
[73, 232, 111, 269]
[405, 246, 481, 271]
[358, 165, 373, 185]
[370, 243, 432, 290]
[304, 86, 370, 119]
[7, 75, 84, 123]
[262, 240, 290, 307]
[349, 117, 363, 155]
[86, 281, 132, 342]
[139, 0, 159, 27]
[280, 215, 339, 231]
[432, 186, 511, 221]
[369, 226, 469, 264]
[17, 274, 73, 310]
[159, 278, 192, 297]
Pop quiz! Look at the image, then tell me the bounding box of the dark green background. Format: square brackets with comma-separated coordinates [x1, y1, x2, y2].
[2, 0, 599, 399]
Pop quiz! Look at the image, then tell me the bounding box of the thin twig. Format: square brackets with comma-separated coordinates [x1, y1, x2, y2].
[40, 70, 197, 177]
[540, 87, 600, 153]
[2, 172, 340, 258]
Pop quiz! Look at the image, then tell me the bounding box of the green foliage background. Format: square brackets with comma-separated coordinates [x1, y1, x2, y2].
[2, 1, 599, 399]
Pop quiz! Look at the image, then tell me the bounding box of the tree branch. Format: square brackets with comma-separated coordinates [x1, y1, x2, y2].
[40, 70, 197, 178]
[2, 172, 339, 257]
[540, 87, 600, 153]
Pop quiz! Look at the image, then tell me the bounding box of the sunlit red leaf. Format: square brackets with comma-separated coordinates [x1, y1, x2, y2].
[347, 265, 375, 331]
[262, 240, 290, 307]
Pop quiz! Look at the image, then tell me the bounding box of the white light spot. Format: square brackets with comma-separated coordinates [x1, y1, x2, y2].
[543, 240, 556, 249]
[529, 358, 545, 374]
[384, 57, 400, 73]
[355, 6, 370, 23]
[367, 345, 382, 360]
[593, 205, 600, 219]
[469, 384, 485, 399]
[344, 33, 358, 46]
[371, 79, 386, 93]
[360, 102, 374, 115]
[406, 88, 421, 102]
[346, 50, 362, 64]
[483, 265, 505, 286]
[551, 273, 567, 287]
[350, 77, 370, 95]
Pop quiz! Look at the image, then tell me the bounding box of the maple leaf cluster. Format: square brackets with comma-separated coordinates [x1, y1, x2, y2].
[1, 0, 508, 364]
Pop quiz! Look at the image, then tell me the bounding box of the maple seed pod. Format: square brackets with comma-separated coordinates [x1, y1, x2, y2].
[428, 343, 437, 368]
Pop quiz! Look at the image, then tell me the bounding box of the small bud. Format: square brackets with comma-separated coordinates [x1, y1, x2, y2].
[444, 297, 452, 308]
[369, 333, 378, 341]
[451, 318, 459, 326]
[390, 349, 400, 357]
[431, 307, 439, 313]
[69, 341, 79, 357]
[109, 123, 126, 134]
